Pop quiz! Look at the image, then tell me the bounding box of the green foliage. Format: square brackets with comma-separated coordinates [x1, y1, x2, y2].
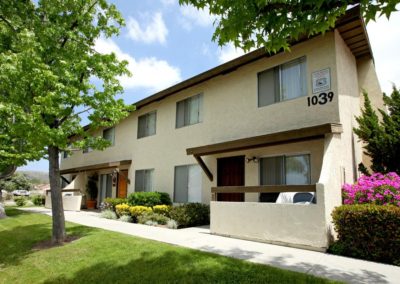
[129, 206, 153, 221]
[31, 194, 45, 206]
[14, 196, 27, 207]
[127, 192, 172, 207]
[152, 205, 171, 217]
[137, 212, 170, 225]
[179, 1, 398, 53]
[115, 203, 130, 217]
[100, 209, 117, 220]
[354, 88, 400, 174]
[101, 197, 127, 211]
[331, 204, 400, 265]
[0, 173, 32, 192]
[118, 215, 132, 223]
[0, 0, 133, 170]
[169, 203, 210, 228]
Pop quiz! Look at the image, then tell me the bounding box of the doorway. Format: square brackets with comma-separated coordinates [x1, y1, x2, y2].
[217, 156, 245, 202]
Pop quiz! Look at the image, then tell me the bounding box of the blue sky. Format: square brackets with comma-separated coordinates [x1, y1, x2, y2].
[19, 1, 400, 172]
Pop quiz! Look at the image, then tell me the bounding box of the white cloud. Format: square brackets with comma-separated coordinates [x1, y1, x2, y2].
[161, 0, 175, 6]
[179, 5, 217, 31]
[127, 12, 168, 44]
[217, 44, 248, 63]
[95, 38, 181, 92]
[367, 12, 400, 94]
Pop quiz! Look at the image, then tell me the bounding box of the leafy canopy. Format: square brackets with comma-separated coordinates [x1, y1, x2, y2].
[179, 0, 400, 52]
[0, 172, 32, 192]
[354, 87, 400, 174]
[0, 0, 132, 169]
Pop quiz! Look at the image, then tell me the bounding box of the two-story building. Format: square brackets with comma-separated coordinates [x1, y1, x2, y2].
[59, 6, 383, 251]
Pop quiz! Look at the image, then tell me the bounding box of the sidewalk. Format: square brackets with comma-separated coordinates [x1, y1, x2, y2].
[21, 207, 400, 284]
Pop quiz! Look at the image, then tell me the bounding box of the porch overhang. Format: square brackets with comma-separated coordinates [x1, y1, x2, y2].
[60, 160, 132, 175]
[187, 123, 342, 181]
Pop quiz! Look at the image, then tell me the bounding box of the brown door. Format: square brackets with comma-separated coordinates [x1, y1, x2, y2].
[117, 170, 128, 198]
[217, 156, 245, 202]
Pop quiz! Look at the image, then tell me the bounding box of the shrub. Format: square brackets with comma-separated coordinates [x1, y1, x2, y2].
[167, 219, 178, 229]
[331, 204, 400, 264]
[119, 215, 132, 223]
[31, 194, 45, 206]
[158, 192, 172, 205]
[100, 209, 117, 220]
[138, 212, 170, 225]
[127, 192, 171, 207]
[115, 203, 130, 217]
[101, 198, 128, 211]
[169, 203, 210, 228]
[129, 205, 153, 221]
[342, 172, 400, 206]
[14, 196, 27, 207]
[152, 205, 171, 216]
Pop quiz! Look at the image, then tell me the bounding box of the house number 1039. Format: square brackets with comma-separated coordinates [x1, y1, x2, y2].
[307, 92, 334, 106]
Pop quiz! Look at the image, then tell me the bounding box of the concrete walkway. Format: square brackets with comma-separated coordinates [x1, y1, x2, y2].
[21, 207, 400, 284]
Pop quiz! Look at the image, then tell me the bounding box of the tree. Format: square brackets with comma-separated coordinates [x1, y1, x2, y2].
[354, 87, 400, 174]
[0, 172, 33, 192]
[179, 0, 399, 52]
[0, 0, 132, 244]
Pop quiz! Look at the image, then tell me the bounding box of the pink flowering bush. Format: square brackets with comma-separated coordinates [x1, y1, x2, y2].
[342, 172, 400, 206]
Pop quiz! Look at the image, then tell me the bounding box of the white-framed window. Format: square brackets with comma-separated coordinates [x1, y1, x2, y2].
[103, 127, 115, 146]
[258, 57, 307, 107]
[135, 169, 154, 192]
[174, 164, 202, 203]
[259, 154, 310, 202]
[138, 111, 157, 139]
[176, 93, 203, 128]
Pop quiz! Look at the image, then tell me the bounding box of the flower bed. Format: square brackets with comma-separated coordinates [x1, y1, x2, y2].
[342, 172, 400, 206]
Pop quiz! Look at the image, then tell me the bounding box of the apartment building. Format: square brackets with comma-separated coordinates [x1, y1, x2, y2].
[59, 6, 383, 250]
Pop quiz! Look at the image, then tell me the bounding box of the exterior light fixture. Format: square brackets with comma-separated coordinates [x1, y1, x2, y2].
[245, 156, 259, 163]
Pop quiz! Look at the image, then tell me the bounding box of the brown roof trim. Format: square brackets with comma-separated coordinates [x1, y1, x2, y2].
[187, 123, 343, 156]
[60, 160, 132, 175]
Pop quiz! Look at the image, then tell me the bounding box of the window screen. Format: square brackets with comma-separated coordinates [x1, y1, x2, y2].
[258, 57, 307, 107]
[138, 111, 157, 138]
[135, 169, 154, 192]
[176, 94, 203, 128]
[103, 127, 115, 145]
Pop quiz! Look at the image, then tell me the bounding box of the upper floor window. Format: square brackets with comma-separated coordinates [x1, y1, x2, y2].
[176, 93, 203, 128]
[103, 127, 115, 146]
[258, 57, 307, 107]
[138, 111, 156, 139]
[135, 169, 154, 192]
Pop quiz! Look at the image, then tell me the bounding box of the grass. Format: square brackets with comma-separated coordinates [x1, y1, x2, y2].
[0, 208, 338, 284]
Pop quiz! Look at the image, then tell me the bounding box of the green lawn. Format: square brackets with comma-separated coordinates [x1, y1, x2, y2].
[0, 208, 338, 284]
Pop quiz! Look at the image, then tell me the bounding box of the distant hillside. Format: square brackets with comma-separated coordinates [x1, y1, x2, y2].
[17, 171, 49, 184]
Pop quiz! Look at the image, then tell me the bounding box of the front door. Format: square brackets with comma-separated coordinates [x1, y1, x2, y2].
[117, 170, 128, 198]
[217, 156, 245, 202]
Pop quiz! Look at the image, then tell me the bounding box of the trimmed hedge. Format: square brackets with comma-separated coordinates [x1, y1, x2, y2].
[331, 204, 400, 265]
[102, 198, 128, 211]
[127, 192, 172, 207]
[169, 203, 210, 228]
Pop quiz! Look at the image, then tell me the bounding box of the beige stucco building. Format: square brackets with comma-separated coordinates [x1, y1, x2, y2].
[59, 7, 383, 251]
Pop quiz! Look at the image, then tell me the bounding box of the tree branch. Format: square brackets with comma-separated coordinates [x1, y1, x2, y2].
[0, 15, 16, 32]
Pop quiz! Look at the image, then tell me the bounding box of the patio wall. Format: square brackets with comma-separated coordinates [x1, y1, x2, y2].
[210, 186, 328, 251]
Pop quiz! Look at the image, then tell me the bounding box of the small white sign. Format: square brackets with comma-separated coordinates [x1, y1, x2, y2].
[312, 68, 331, 93]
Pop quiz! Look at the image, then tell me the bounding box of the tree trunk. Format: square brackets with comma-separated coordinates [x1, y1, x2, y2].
[48, 145, 66, 244]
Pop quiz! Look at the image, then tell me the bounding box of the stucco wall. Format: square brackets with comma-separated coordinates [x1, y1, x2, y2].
[61, 32, 339, 200]
[210, 186, 328, 250]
